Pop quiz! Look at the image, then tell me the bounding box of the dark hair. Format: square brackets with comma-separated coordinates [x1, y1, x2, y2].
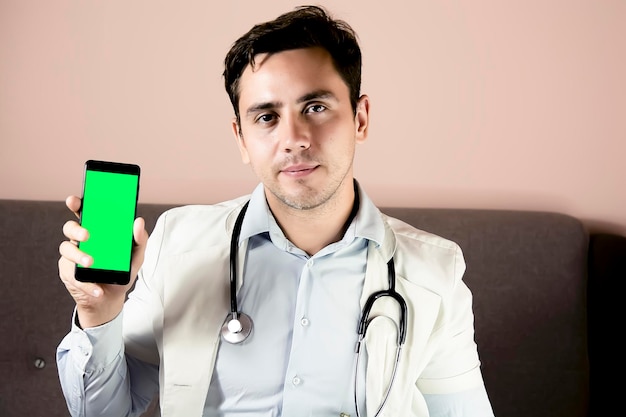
[223, 5, 362, 123]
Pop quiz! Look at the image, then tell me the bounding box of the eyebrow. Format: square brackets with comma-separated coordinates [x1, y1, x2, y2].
[245, 90, 337, 117]
[297, 90, 336, 104]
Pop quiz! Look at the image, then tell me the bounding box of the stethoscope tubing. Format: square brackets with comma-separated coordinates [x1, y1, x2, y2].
[354, 259, 407, 417]
[229, 201, 249, 316]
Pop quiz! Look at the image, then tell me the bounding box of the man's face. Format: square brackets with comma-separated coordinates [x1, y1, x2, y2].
[233, 47, 369, 211]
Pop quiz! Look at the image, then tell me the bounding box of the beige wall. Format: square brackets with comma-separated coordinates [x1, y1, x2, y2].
[1, 0, 624, 235]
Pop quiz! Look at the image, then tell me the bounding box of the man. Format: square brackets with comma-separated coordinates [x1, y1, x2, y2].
[57, 5, 495, 416]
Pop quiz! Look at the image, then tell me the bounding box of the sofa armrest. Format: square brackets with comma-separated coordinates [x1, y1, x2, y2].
[587, 233, 626, 416]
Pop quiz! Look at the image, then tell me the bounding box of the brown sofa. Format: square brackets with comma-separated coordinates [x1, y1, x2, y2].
[1, 199, 623, 417]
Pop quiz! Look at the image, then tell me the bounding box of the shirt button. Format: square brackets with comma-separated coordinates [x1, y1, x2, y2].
[306, 259, 314, 268]
[292, 376, 302, 386]
[300, 317, 310, 327]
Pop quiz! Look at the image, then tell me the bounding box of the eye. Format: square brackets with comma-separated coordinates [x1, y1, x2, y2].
[305, 104, 327, 114]
[255, 113, 277, 124]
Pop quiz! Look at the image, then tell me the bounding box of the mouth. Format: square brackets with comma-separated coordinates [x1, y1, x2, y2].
[280, 164, 319, 177]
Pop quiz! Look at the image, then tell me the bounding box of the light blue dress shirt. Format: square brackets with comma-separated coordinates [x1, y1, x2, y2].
[204, 183, 378, 416]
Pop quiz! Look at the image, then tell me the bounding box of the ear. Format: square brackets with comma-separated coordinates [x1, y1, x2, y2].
[354, 95, 370, 144]
[231, 118, 250, 164]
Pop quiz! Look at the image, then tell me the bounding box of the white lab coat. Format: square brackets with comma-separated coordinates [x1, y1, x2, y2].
[122, 195, 487, 416]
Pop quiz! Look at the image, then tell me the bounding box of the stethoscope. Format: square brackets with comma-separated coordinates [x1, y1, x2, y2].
[220, 200, 408, 417]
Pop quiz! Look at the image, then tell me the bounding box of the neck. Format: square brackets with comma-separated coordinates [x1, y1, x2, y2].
[269, 181, 359, 256]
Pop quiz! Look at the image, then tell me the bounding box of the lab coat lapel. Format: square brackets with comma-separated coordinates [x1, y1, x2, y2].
[160, 247, 228, 416]
[160, 208, 246, 416]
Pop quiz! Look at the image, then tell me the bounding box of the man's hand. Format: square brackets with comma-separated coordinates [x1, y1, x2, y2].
[58, 195, 149, 328]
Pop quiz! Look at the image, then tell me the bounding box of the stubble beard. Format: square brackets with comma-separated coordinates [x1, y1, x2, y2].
[269, 166, 350, 212]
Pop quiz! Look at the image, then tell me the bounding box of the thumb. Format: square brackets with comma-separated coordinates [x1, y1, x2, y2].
[133, 217, 148, 247]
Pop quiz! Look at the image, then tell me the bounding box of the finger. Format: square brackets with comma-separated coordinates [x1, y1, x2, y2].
[58, 257, 103, 298]
[62, 220, 89, 242]
[65, 195, 82, 219]
[59, 240, 93, 268]
[75, 281, 105, 298]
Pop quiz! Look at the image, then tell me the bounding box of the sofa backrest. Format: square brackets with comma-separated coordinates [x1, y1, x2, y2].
[0, 200, 590, 417]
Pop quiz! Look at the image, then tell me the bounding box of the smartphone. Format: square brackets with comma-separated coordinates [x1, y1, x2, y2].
[75, 160, 141, 285]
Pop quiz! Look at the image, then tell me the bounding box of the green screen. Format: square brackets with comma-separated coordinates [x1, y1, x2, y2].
[78, 170, 138, 272]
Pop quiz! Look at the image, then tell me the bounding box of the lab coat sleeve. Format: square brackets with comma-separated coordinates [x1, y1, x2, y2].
[415, 246, 495, 416]
[55, 211, 169, 417]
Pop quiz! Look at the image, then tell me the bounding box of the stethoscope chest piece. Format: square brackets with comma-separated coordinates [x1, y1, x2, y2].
[221, 312, 253, 344]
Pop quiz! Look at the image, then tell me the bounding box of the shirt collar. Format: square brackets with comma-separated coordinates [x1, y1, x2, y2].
[238, 181, 386, 249]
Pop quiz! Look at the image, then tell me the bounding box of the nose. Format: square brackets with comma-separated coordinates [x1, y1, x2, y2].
[280, 113, 311, 152]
